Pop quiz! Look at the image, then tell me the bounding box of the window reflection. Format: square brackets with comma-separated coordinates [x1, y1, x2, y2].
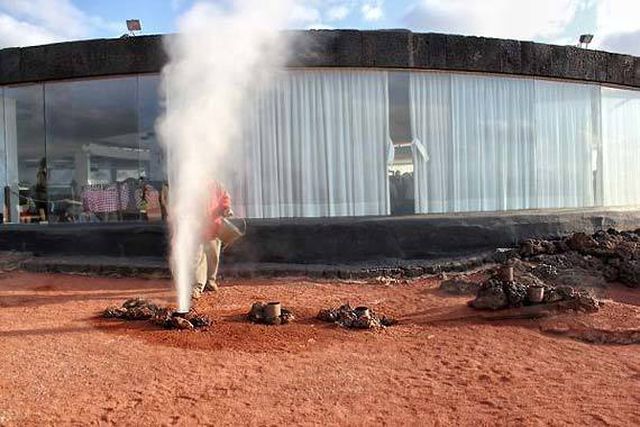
[40, 74, 166, 223]
[138, 74, 167, 222]
[46, 76, 138, 222]
[4, 85, 47, 223]
[388, 72, 414, 215]
[0, 88, 5, 222]
[139, 74, 165, 182]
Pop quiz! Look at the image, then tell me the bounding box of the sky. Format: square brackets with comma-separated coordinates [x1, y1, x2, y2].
[0, 0, 638, 55]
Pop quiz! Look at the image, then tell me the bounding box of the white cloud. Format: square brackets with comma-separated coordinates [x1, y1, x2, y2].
[596, 0, 640, 35]
[327, 5, 350, 21]
[289, 0, 353, 27]
[307, 22, 335, 30]
[0, 0, 85, 36]
[0, 0, 121, 48]
[403, 0, 580, 42]
[0, 13, 64, 47]
[362, 1, 383, 22]
[598, 30, 640, 56]
[290, 4, 321, 25]
[594, 0, 640, 56]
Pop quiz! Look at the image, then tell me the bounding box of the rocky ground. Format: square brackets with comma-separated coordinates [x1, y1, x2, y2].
[103, 297, 212, 330]
[317, 303, 397, 329]
[508, 228, 640, 289]
[442, 229, 640, 311]
[1, 264, 639, 425]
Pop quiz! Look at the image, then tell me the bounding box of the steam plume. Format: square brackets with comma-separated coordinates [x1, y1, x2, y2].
[158, 0, 292, 312]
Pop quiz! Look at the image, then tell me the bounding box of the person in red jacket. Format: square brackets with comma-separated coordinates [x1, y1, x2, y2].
[192, 181, 232, 300]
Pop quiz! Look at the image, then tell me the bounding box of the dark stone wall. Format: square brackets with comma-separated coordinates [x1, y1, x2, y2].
[2, 209, 640, 263]
[0, 30, 639, 88]
[0, 35, 167, 84]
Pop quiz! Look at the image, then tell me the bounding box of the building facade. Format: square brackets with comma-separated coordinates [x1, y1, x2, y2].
[1, 31, 640, 262]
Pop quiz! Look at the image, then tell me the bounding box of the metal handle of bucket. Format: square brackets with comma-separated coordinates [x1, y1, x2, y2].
[236, 217, 247, 236]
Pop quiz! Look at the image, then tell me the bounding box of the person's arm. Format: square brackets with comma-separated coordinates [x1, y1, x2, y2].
[220, 189, 232, 217]
[209, 187, 232, 218]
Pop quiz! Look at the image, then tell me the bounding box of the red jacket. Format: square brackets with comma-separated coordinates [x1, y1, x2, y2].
[203, 182, 231, 240]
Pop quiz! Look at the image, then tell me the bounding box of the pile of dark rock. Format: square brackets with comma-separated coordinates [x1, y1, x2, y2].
[103, 298, 159, 320]
[469, 272, 601, 313]
[502, 229, 640, 289]
[247, 302, 295, 325]
[102, 298, 211, 330]
[317, 303, 397, 329]
[152, 308, 212, 330]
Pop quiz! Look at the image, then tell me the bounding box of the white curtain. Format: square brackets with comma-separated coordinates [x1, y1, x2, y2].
[228, 69, 391, 218]
[409, 72, 452, 213]
[410, 72, 599, 213]
[533, 80, 599, 209]
[601, 86, 640, 206]
[450, 74, 536, 212]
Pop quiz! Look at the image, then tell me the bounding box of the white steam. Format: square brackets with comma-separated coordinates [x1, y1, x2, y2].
[158, 0, 292, 312]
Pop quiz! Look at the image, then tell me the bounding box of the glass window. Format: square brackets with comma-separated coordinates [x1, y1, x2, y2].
[45, 76, 142, 222]
[138, 74, 167, 222]
[3, 69, 639, 225]
[0, 87, 5, 222]
[389, 72, 411, 143]
[388, 72, 414, 215]
[448, 74, 536, 212]
[228, 69, 391, 218]
[5, 84, 46, 223]
[409, 72, 454, 213]
[410, 72, 600, 214]
[532, 79, 600, 209]
[139, 75, 166, 181]
[602, 86, 640, 206]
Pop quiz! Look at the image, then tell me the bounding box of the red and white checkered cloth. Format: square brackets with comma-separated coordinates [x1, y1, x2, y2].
[82, 185, 120, 213]
[119, 183, 131, 211]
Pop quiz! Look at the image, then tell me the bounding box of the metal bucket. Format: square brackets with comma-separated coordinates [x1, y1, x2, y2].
[264, 302, 282, 320]
[218, 217, 245, 248]
[527, 286, 545, 304]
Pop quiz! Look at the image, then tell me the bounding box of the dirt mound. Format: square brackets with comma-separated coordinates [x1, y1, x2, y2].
[317, 303, 396, 329]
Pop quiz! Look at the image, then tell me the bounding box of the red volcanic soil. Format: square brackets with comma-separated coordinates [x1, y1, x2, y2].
[1, 271, 639, 426]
